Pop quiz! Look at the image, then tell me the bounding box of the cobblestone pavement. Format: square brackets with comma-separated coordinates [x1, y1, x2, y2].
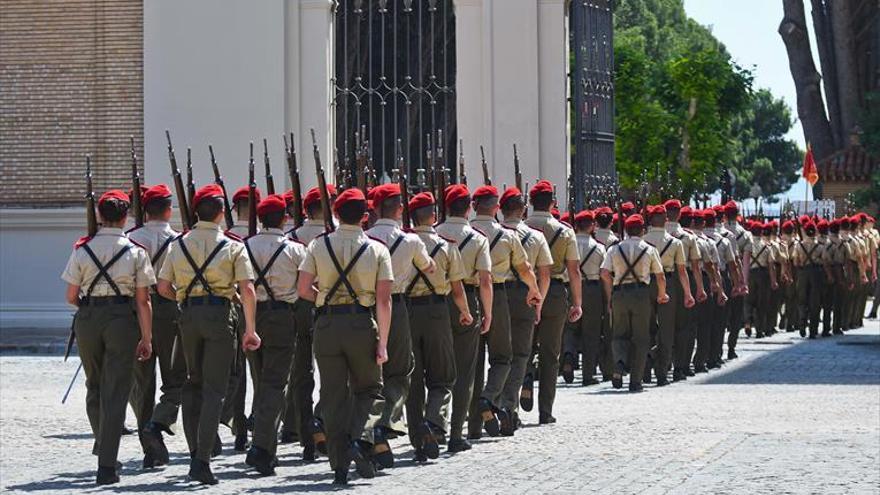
[1, 320, 878, 494]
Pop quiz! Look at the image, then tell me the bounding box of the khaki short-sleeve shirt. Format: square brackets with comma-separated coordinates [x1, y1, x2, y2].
[158, 221, 254, 301]
[436, 217, 492, 286]
[502, 219, 553, 274]
[600, 237, 663, 285]
[666, 222, 702, 264]
[62, 227, 156, 297]
[299, 224, 392, 307]
[244, 228, 307, 303]
[594, 228, 620, 248]
[749, 238, 776, 269]
[525, 211, 579, 280]
[366, 218, 432, 294]
[576, 233, 606, 280]
[407, 226, 466, 297]
[290, 218, 334, 245]
[643, 227, 685, 272]
[127, 221, 179, 273]
[471, 215, 528, 283]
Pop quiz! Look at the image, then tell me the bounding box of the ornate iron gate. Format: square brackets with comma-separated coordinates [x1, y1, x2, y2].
[570, 0, 615, 209]
[332, 0, 456, 184]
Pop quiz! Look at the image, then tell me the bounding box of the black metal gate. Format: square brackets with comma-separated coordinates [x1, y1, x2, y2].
[332, 0, 456, 185]
[569, 0, 615, 209]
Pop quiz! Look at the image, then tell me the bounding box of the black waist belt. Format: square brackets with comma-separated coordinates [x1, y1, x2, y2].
[801, 264, 822, 269]
[583, 279, 601, 286]
[150, 294, 176, 305]
[391, 293, 407, 303]
[464, 284, 478, 294]
[257, 300, 295, 311]
[80, 296, 131, 306]
[751, 266, 768, 272]
[182, 295, 230, 307]
[549, 278, 565, 286]
[315, 303, 372, 316]
[614, 283, 648, 292]
[493, 281, 515, 290]
[408, 294, 447, 305]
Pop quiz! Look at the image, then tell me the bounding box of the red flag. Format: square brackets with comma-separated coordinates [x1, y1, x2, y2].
[802, 143, 819, 186]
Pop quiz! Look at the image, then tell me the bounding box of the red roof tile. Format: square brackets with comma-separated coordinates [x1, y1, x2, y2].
[817, 145, 878, 182]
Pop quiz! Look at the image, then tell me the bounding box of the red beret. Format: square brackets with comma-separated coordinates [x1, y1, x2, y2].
[98, 189, 129, 206]
[257, 194, 287, 216]
[332, 188, 366, 211]
[798, 215, 810, 225]
[624, 214, 644, 229]
[472, 185, 499, 199]
[867, 215, 875, 223]
[646, 205, 667, 217]
[128, 185, 148, 204]
[781, 220, 794, 233]
[302, 187, 322, 210]
[702, 209, 716, 221]
[142, 184, 173, 206]
[817, 219, 830, 232]
[370, 183, 401, 205]
[612, 213, 619, 223]
[803, 220, 817, 232]
[500, 187, 523, 206]
[560, 212, 571, 224]
[770, 220, 779, 228]
[680, 206, 693, 219]
[192, 184, 225, 209]
[233, 186, 261, 205]
[712, 204, 724, 214]
[749, 223, 763, 235]
[723, 200, 738, 215]
[574, 210, 595, 222]
[529, 180, 553, 197]
[663, 199, 682, 210]
[849, 215, 862, 224]
[283, 190, 295, 205]
[762, 223, 774, 234]
[595, 206, 613, 216]
[856, 212, 868, 223]
[551, 208, 561, 220]
[409, 191, 435, 211]
[444, 184, 470, 205]
[621, 202, 636, 214]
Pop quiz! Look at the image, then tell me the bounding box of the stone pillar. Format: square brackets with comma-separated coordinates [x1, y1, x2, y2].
[537, 0, 569, 203]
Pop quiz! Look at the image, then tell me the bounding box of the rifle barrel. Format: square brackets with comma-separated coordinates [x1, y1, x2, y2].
[248, 142, 257, 237]
[209, 145, 235, 230]
[311, 129, 335, 232]
[166, 130, 193, 229]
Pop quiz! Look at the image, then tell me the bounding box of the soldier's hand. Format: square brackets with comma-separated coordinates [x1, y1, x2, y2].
[526, 288, 542, 308]
[717, 292, 728, 306]
[696, 289, 708, 303]
[683, 294, 695, 309]
[460, 311, 474, 327]
[606, 303, 613, 316]
[862, 275, 869, 284]
[657, 293, 670, 305]
[568, 305, 582, 323]
[826, 275, 834, 284]
[480, 314, 492, 335]
[242, 331, 261, 352]
[376, 343, 389, 365]
[771, 280, 779, 290]
[136, 339, 152, 362]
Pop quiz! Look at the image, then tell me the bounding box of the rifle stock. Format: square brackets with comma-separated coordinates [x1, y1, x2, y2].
[129, 137, 143, 227]
[284, 133, 304, 229]
[311, 129, 335, 233]
[166, 130, 193, 229]
[263, 138, 275, 195]
[513, 144, 522, 192]
[480, 145, 491, 185]
[458, 138, 467, 185]
[248, 142, 257, 237]
[209, 145, 235, 230]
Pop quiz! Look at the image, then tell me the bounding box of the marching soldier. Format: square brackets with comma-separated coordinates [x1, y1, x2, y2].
[128, 184, 187, 469]
[747, 222, 780, 338]
[643, 205, 694, 386]
[280, 184, 337, 458]
[722, 201, 752, 356]
[469, 185, 541, 435]
[499, 187, 551, 432]
[365, 183, 435, 467]
[600, 214, 668, 392]
[435, 184, 493, 453]
[780, 220, 800, 333]
[593, 205, 620, 379]
[567, 210, 607, 386]
[790, 220, 827, 339]
[769, 220, 791, 335]
[221, 185, 261, 452]
[157, 184, 260, 485]
[62, 190, 155, 485]
[242, 194, 307, 475]
[594, 206, 620, 247]
[844, 216, 870, 329]
[524, 181, 581, 423]
[703, 209, 739, 368]
[688, 210, 726, 373]
[865, 215, 879, 319]
[296, 187, 392, 485]
[816, 219, 835, 335]
[826, 219, 849, 334]
[405, 191, 474, 460]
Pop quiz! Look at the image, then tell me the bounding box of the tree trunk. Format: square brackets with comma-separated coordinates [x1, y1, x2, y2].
[810, 0, 843, 149]
[830, 0, 859, 140]
[779, 0, 835, 167]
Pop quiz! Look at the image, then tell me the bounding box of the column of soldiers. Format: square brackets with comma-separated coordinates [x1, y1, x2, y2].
[62, 161, 878, 486]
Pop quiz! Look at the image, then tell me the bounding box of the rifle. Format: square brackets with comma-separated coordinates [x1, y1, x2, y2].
[209, 145, 235, 230]
[458, 138, 467, 185]
[567, 174, 576, 223]
[435, 130, 447, 223]
[513, 144, 523, 192]
[425, 133, 435, 200]
[311, 129, 335, 232]
[263, 138, 275, 195]
[165, 130, 193, 229]
[397, 139, 412, 229]
[185, 147, 196, 214]
[65, 155, 98, 362]
[480, 145, 491, 185]
[248, 142, 257, 237]
[129, 136, 143, 227]
[356, 128, 368, 194]
[284, 133, 304, 229]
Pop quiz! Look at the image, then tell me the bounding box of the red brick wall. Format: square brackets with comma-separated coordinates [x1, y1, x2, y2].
[0, 0, 143, 207]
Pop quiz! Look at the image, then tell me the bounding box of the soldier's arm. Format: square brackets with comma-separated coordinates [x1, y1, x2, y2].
[375, 279, 392, 365]
[676, 264, 694, 307]
[691, 256, 706, 301]
[600, 268, 613, 313]
[449, 280, 473, 326]
[565, 260, 582, 322]
[238, 280, 261, 351]
[297, 271, 317, 302]
[65, 284, 81, 307]
[134, 287, 153, 361]
[478, 270, 493, 334]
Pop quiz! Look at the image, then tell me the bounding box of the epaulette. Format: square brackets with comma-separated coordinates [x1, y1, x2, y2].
[128, 238, 148, 251]
[440, 234, 457, 244]
[73, 236, 92, 249]
[561, 220, 573, 229]
[287, 237, 306, 246]
[315, 231, 329, 239]
[528, 225, 543, 233]
[501, 224, 517, 231]
[367, 234, 387, 246]
[125, 225, 143, 235]
[223, 231, 244, 242]
[472, 227, 487, 237]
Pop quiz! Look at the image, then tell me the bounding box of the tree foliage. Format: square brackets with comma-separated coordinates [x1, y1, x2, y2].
[612, 0, 800, 202]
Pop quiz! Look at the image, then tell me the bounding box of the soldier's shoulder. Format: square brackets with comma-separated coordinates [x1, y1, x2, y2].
[125, 225, 143, 235]
[471, 226, 487, 237]
[73, 236, 93, 250]
[127, 238, 148, 252]
[439, 234, 458, 244]
[223, 230, 244, 243]
[366, 234, 387, 247]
